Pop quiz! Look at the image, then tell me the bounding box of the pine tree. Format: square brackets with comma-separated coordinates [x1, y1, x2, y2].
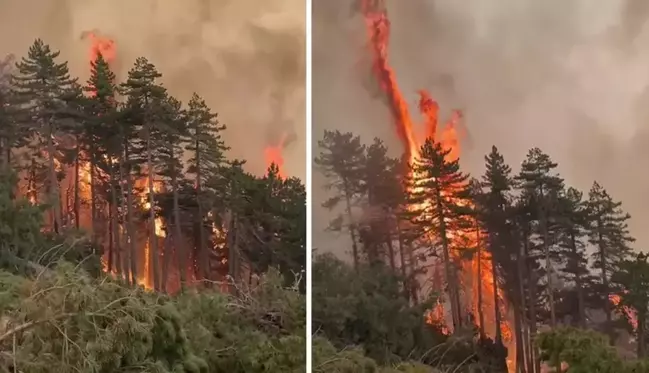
[512, 194, 545, 373]
[516, 147, 564, 328]
[83, 54, 124, 278]
[185, 93, 229, 284]
[314, 130, 366, 269]
[156, 95, 188, 292]
[82, 53, 118, 245]
[409, 138, 470, 330]
[121, 57, 168, 291]
[0, 54, 25, 170]
[11, 39, 77, 232]
[272, 174, 307, 287]
[556, 187, 591, 328]
[477, 145, 514, 349]
[360, 138, 401, 269]
[586, 181, 635, 343]
[468, 178, 488, 340]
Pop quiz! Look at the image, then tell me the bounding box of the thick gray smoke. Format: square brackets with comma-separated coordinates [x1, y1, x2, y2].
[313, 0, 649, 258]
[0, 0, 305, 179]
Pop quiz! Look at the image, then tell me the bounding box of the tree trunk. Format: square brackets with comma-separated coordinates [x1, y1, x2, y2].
[490, 230, 503, 346]
[106, 199, 114, 273]
[0, 137, 7, 169]
[514, 308, 527, 373]
[146, 128, 160, 291]
[386, 225, 396, 271]
[27, 159, 36, 204]
[408, 243, 419, 305]
[227, 213, 239, 293]
[89, 148, 98, 244]
[517, 233, 530, 373]
[47, 123, 61, 232]
[194, 136, 211, 285]
[569, 231, 586, 328]
[172, 168, 186, 292]
[435, 186, 461, 329]
[73, 142, 80, 229]
[597, 219, 614, 345]
[638, 311, 646, 358]
[523, 228, 539, 373]
[344, 184, 359, 270]
[161, 237, 170, 293]
[396, 220, 409, 300]
[124, 142, 137, 286]
[108, 160, 122, 280]
[476, 222, 486, 339]
[541, 214, 556, 328]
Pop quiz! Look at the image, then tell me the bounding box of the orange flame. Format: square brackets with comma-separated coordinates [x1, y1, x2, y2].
[85, 32, 116, 98]
[610, 293, 638, 331]
[360, 0, 513, 366]
[87, 32, 116, 66]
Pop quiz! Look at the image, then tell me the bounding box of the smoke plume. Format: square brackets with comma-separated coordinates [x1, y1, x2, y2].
[0, 0, 305, 179]
[313, 0, 649, 256]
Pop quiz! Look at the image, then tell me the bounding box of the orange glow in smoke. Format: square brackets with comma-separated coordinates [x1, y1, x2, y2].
[264, 133, 288, 178]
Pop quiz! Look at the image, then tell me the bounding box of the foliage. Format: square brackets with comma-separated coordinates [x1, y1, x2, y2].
[0, 262, 304, 373]
[537, 327, 649, 373]
[313, 253, 507, 372]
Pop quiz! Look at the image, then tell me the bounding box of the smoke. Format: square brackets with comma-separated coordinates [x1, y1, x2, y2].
[313, 0, 649, 256]
[0, 0, 305, 180]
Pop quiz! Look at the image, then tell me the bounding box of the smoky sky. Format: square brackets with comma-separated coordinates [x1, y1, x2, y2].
[313, 0, 649, 259]
[0, 0, 305, 180]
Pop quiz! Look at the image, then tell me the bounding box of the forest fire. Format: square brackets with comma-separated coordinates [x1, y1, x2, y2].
[360, 0, 513, 365]
[29, 31, 274, 294]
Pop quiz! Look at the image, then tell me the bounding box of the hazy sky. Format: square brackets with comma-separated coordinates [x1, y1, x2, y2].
[0, 0, 305, 180]
[313, 0, 649, 259]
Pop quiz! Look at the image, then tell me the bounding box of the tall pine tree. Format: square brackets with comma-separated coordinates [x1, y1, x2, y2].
[408, 138, 470, 330]
[315, 130, 366, 270]
[11, 39, 77, 232]
[586, 181, 635, 344]
[185, 93, 229, 284]
[516, 148, 564, 328]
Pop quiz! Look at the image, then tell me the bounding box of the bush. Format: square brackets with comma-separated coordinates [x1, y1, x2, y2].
[0, 263, 305, 373]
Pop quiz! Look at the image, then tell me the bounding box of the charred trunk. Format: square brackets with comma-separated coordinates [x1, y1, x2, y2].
[597, 219, 614, 345]
[124, 141, 137, 286]
[476, 224, 486, 339]
[146, 126, 160, 291]
[435, 186, 461, 329]
[195, 137, 210, 286]
[569, 231, 586, 328]
[396, 221, 409, 301]
[47, 122, 61, 233]
[73, 142, 80, 229]
[172, 167, 186, 292]
[344, 183, 359, 270]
